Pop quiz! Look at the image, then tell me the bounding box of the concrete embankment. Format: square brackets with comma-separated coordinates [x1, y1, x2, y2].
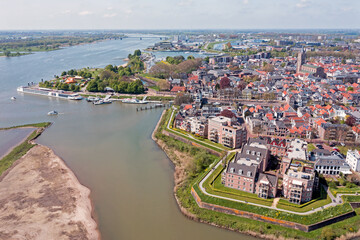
[0, 144, 99, 240]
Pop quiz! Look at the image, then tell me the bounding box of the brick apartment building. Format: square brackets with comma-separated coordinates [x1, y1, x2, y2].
[208, 116, 247, 148]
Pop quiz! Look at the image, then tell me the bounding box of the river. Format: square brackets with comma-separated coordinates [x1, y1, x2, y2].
[0, 36, 254, 240]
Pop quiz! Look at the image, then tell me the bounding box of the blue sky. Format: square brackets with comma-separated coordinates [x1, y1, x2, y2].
[1, 0, 359, 30]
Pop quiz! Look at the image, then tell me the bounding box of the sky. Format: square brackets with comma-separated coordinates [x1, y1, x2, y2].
[0, 0, 359, 30]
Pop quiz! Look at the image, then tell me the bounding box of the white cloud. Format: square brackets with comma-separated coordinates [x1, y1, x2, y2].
[107, 7, 113, 10]
[178, 0, 193, 6]
[61, 10, 71, 15]
[243, 0, 249, 4]
[296, 0, 309, 8]
[103, 13, 117, 18]
[78, 11, 93, 16]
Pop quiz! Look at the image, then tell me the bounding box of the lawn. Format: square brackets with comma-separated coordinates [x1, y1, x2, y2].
[206, 166, 274, 206]
[276, 187, 332, 213]
[0, 122, 51, 130]
[336, 145, 360, 156]
[194, 181, 354, 225]
[307, 143, 316, 152]
[342, 195, 360, 202]
[138, 73, 164, 83]
[330, 186, 360, 196]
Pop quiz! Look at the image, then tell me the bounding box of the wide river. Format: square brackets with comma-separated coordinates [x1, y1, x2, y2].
[0, 36, 254, 240]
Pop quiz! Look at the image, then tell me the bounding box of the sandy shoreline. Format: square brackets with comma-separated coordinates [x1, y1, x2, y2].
[0, 144, 100, 240]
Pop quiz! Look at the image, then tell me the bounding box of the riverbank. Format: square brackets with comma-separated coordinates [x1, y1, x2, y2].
[0, 125, 99, 239]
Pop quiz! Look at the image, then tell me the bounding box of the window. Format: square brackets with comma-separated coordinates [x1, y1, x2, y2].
[257, 152, 261, 156]
[247, 171, 252, 177]
[246, 150, 250, 154]
[252, 151, 255, 155]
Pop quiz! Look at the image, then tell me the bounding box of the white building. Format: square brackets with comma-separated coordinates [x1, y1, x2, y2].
[346, 150, 360, 172]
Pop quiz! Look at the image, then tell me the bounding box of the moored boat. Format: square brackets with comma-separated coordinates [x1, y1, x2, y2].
[47, 110, 58, 116]
[93, 99, 112, 105]
[121, 96, 148, 104]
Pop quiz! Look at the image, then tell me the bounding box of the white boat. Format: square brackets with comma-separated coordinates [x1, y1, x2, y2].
[17, 86, 83, 100]
[10, 96, 16, 100]
[47, 110, 58, 116]
[86, 96, 101, 102]
[93, 99, 112, 105]
[68, 94, 83, 100]
[121, 96, 148, 104]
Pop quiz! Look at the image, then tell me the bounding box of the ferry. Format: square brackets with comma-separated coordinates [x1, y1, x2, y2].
[121, 96, 148, 104]
[17, 86, 83, 100]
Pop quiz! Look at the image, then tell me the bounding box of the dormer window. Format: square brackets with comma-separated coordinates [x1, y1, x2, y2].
[247, 171, 252, 177]
[238, 169, 243, 175]
[252, 151, 255, 155]
[257, 152, 261, 156]
[230, 168, 234, 173]
[246, 150, 250, 154]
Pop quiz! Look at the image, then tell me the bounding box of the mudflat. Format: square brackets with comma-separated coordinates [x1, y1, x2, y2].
[0, 144, 99, 240]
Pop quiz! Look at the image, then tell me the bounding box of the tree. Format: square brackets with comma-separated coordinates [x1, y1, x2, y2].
[157, 79, 170, 91]
[174, 93, 192, 106]
[61, 71, 67, 76]
[100, 70, 117, 80]
[220, 109, 236, 119]
[134, 49, 141, 57]
[86, 80, 98, 92]
[219, 77, 231, 89]
[262, 63, 275, 72]
[346, 115, 356, 127]
[187, 55, 195, 60]
[105, 64, 117, 73]
[237, 81, 247, 91]
[3, 50, 11, 57]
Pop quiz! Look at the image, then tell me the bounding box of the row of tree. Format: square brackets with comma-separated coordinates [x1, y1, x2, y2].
[149, 58, 202, 79]
[86, 79, 144, 94]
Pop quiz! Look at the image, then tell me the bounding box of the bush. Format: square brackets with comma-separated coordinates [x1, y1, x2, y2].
[321, 227, 337, 240]
[329, 181, 338, 189]
[346, 182, 357, 188]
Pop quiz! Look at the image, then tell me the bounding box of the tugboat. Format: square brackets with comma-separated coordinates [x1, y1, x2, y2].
[47, 110, 58, 116]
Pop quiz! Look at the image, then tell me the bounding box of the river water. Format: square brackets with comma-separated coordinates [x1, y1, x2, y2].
[0, 36, 253, 240]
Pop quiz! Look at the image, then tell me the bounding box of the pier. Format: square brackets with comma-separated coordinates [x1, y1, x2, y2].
[136, 104, 170, 111]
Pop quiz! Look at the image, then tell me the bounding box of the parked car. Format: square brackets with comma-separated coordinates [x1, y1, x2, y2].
[329, 143, 336, 147]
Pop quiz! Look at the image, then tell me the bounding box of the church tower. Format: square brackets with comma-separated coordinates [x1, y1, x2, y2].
[296, 49, 306, 73]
